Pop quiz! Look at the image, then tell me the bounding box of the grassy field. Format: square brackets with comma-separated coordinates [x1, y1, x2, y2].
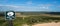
[0, 12, 60, 26]
[0, 16, 60, 26]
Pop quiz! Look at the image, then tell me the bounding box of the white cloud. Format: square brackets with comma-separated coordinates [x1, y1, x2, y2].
[36, 4, 54, 11]
[0, 4, 50, 11]
[37, 4, 50, 9]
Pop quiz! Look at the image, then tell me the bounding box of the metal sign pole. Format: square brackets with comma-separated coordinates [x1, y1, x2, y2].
[5, 11, 15, 26]
[8, 20, 13, 26]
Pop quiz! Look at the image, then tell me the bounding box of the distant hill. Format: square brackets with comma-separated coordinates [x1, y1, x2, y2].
[46, 12, 60, 15]
[19, 12, 60, 15]
[0, 12, 5, 16]
[0, 12, 60, 16]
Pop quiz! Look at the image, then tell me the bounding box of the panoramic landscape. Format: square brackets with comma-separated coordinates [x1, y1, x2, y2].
[0, 12, 60, 26]
[0, 0, 60, 26]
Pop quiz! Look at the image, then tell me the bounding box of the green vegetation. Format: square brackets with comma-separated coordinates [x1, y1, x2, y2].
[25, 16, 60, 25]
[0, 16, 60, 26]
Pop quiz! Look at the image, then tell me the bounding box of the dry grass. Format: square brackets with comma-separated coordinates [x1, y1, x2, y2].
[32, 22, 60, 26]
[16, 13, 60, 17]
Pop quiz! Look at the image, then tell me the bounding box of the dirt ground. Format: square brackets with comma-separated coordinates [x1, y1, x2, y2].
[32, 22, 60, 26]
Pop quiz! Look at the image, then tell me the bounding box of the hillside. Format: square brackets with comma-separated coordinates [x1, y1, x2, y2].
[0, 12, 60, 26]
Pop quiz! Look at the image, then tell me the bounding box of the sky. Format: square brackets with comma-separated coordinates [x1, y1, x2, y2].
[0, 0, 60, 12]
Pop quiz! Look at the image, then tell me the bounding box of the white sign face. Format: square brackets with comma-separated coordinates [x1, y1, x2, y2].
[7, 12, 14, 16]
[5, 11, 15, 20]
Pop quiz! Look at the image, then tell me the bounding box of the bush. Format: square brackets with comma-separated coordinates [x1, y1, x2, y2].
[25, 16, 60, 25]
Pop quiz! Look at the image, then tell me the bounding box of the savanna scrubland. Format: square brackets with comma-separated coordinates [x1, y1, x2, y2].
[0, 12, 60, 26]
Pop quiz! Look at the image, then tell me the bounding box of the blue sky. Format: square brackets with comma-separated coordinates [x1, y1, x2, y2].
[0, 0, 60, 12]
